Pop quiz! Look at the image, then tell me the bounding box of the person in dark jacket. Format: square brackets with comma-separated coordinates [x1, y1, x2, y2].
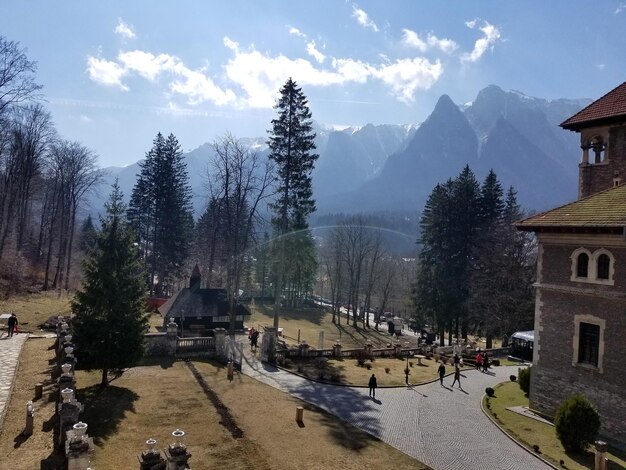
[438, 362, 446, 386]
[7, 313, 18, 338]
[451, 365, 462, 388]
[368, 374, 377, 398]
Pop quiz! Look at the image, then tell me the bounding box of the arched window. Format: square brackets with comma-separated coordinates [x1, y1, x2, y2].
[597, 254, 610, 280]
[576, 253, 589, 278]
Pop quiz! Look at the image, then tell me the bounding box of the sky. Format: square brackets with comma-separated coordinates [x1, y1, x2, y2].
[2, 1, 626, 167]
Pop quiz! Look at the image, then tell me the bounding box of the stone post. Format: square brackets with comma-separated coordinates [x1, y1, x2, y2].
[364, 342, 373, 358]
[165, 429, 191, 470]
[58, 389, 83, 448]
[594, 441, 608, 470]
[333, 342, 342, 359]
[262, 327, 277, 363]
[394, 342, 403, 358]
[214, 328, 227, 359]
[24, 401, 34, 436]
[166, 319, 178, 356]
[65, 422, 94, 470]
[139, 438, 166, 469]
[299, 341, 310, 358]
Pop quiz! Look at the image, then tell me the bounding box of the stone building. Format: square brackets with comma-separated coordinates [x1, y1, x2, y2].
[159, 265, 250, 335]
[517, 81, 626, 449]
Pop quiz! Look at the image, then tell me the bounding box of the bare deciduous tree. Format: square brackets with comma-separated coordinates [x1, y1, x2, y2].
[0, 36, 42, 114]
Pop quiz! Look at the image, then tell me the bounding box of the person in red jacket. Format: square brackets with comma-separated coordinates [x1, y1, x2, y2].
[475, 350, 483, 370]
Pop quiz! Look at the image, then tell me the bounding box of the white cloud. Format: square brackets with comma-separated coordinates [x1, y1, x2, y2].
[306, 41, 326, 63]
[596, 63, 606, 70]
[373, 58, 443, 102]
[402, 29, 458, 54]
[401, 29, 427, 51]
[461, 19, 501, 64]
[86, 56, 128, 90]
[352, 4, 379, 32]
[288, 27, 307, 38]
[223, 40, 441, 107]
[79, 115, 92, 122]
[114, 18, 136, 39]
[87, 49, 236, 106]
[615, 3, 626, 14]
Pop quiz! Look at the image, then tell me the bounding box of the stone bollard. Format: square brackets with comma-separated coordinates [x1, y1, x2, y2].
[594, 441, 608, 470]
[394, 342, 403, 358]
[332, 342, 342, 359]
[364, 342, 373, 358]
[296, 406, 304, 423]
[65, 422, 94, 470]
[165, 429, 191, 470]
[139, 438, 166, 469]
[24, 401, 34, 436]
[227, 361, 234, 382]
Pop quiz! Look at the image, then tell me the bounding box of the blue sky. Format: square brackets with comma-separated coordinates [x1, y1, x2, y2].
[2, 1, 626, 167]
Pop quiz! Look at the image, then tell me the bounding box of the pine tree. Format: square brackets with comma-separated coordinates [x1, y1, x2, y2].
[78, 214, 97, 253]
[128, 133, 194, 296]
[71, 182, 148, 387]
[267, 78, 318, 319]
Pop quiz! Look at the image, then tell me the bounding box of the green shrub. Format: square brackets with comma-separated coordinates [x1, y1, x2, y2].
[510, 375, 517, 382]
[555, 394, 600, 452]
[485, 387, 495, 397]
[518, 367, 531, 395]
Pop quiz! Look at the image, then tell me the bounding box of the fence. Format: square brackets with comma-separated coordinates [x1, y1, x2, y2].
[176, 336, 215, 355]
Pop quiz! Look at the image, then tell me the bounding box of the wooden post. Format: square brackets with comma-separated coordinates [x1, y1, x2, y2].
[296, 406, 304, 423]
[297, 329, 301, 343]
[34, 383, 43, 400]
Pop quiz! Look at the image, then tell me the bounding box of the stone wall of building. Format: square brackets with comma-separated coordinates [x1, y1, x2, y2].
[530, 287, 626, 448]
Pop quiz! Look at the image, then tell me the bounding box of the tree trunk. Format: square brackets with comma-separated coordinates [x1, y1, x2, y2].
[101, 368, 108, 387]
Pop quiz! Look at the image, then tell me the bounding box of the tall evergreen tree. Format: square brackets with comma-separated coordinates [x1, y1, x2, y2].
[267, 78, 318, 322]
[71, 182, 148, 387]
[128, 133, 194, 296]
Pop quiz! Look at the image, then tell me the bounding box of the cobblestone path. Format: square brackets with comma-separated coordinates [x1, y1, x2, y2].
[0, 333, 28, 429]
[241, 347, 550, 470]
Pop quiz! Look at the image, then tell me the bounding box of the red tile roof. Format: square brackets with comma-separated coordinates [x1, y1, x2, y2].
[561, 81, 626, 130]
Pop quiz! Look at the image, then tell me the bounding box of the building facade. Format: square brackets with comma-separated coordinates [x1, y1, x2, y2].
[517, 82, 626, 449]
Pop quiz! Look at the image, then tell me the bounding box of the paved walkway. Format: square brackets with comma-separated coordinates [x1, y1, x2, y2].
[0, 333, 28, 428]
[240, 346, 550, 470]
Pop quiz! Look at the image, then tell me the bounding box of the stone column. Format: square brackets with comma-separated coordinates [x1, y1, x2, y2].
[165, 429, 191, 470]
[214, 328, 226, 358]
[139, 438, 166, 469]
[594, 441, 608, 470]
[333, 342, 342, 359]
[394, 342, 403, 358]
[58, 389, 83, 448]
[166, 320, 178, 356]
[299, 341, 310, 358]
[364, 342, 373, 358]
[262, 327, 277, 363]
[65, 422, 94, 470]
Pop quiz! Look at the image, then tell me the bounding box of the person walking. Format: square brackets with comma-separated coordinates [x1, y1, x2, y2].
[438, 362, 446, 386]
[451, 365, 461, 388]
[483, 353, 490, 373]
[368, 373, 377, 398]
[7, 313, 18, 338]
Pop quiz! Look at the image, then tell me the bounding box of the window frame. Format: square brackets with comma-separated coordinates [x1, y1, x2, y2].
[570, 247, 615, 285]
[572, 315, 605, 373]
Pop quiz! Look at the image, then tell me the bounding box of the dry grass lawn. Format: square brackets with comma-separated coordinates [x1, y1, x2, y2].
[0, 292, 71, 333]
[0, 338, 430, 469]
[249, 303, 401, 349]
[485, 381, 626, 470]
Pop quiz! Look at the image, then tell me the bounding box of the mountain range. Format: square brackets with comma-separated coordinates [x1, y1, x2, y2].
[94, 85, 590, 221]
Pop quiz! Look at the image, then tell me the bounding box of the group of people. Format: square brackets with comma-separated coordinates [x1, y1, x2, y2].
[437, 361, 463, 388]
[475, 350, 490, 372]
